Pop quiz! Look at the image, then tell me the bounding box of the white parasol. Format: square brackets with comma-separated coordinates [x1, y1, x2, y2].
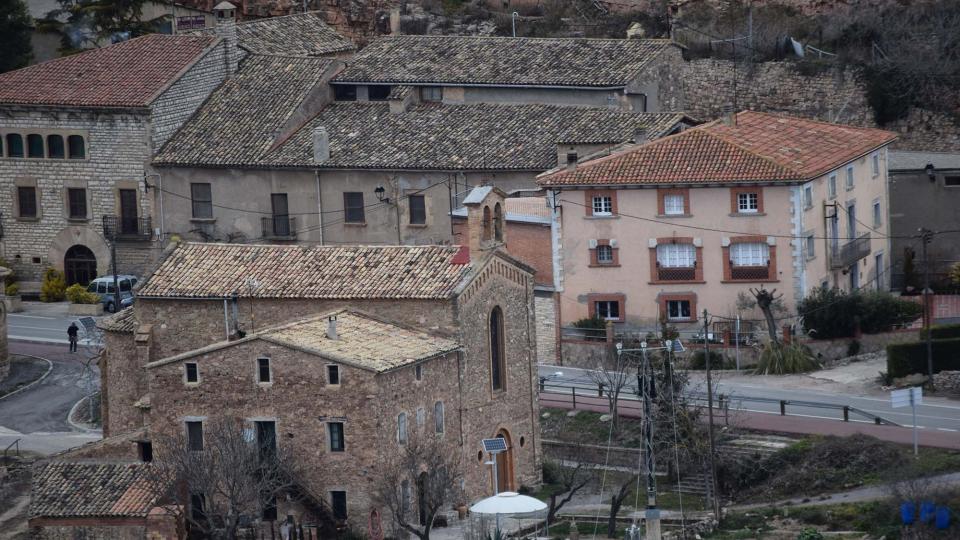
[469, 491, 547, 515]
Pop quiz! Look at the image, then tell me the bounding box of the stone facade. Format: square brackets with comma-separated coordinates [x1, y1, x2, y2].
[534, 292, 558, 365]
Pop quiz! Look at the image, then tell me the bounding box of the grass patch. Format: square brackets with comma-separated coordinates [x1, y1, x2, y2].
[709, 502, 904, 539]
[540, 408, 644, 447]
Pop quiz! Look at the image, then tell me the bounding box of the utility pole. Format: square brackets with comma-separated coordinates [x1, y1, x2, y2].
[104, 219, 121, 313]
[703, 310, 720, 521]
[640, 343, 661, 540]
[920, 228, 934, 386]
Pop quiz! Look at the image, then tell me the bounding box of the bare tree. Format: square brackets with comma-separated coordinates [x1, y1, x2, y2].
[750, 287, 782, 343]
[372, 432, 463, 540]
[588, 351, 630, 435]
[606, 474, 639, 538]
[147, 418, 309, 540]
[543, 441, 590, 523]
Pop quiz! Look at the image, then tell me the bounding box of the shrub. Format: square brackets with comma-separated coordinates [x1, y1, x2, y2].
[4, 283, 18, 297]
[886, 337, 960, 378]
[858, 291, 922, 333]
[755, 342, 820, 375]
[920, 323, 960, 340]
[688, 350, 733, 370]
[0, 257, 17, 286]
[846, 340, 862, 357]
[65, 283, 99, 304]
[799, 288, 922, 339]
[797, 527, 824, 540]
[39, 268, 66, 302]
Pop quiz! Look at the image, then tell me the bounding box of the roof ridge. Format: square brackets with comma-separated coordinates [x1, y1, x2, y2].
[379, 35, 672, 43]
[237, 10, 323, 24]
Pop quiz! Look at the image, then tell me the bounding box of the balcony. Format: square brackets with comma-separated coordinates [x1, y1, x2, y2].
[830, 232, 871, 269]
[261, 216, 296, 240]
[729, 263, 771, 281]
[102, 215, 152, 241]
[656, 264, 696, 282]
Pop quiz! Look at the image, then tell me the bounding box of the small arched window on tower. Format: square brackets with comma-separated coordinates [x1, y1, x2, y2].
[494, 203, 503, 242]
[482, 205, 492, 241]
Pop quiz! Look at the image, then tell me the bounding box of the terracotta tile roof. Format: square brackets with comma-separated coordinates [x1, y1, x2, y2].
[192, 12, 354, 56]
[452, 197, 551, 224]
[155, 55, 335, 166]
[262, 310, 460, 372]
[137, 242, 471, 299]
[31, 461, 155, 518]
[0, 34, 215, 108]
[96, 307, 137, 333]
[538, 111, 897, 187]
[334, 36, 674, 87]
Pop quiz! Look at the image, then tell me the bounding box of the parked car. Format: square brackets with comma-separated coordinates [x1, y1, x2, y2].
[86, 275, 138, 313]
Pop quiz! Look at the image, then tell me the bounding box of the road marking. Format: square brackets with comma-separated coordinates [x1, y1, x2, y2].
[937, 428, 958, 432]
[9, 324, 65, 331]
[10, 314, 59, 320]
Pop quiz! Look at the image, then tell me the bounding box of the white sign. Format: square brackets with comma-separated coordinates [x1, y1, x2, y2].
[891, 387, 923, 409]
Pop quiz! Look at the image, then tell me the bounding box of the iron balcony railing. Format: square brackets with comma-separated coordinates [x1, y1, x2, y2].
[729, 263, 771, 281]
[831, 232, 871, 269]
[656, 263, 696, 281]
[102, 215, 152, 241]
[261, 216, 296, 239]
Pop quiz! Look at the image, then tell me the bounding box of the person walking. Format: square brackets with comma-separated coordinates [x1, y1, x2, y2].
[67, 322, 79, 353]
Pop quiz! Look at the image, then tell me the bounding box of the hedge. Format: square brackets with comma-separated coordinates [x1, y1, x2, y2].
[886, 337, 960, 378]
[919, 323, 960, 341]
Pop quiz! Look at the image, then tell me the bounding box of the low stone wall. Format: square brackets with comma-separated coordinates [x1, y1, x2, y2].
[933, 371, 960, 396]
[543, 438, 641, 469]
[801, 329, 919, 362]
[558, 339, 612, 369]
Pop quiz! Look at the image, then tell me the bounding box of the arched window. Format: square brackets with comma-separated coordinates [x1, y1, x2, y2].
[489, 307, 505, 391]
[482, 205, 492, 241]
[27, 134, 44, 158]
[68, 135, 85, 159]
[47, 135, 65, 159]
[494, 202, 504, 242]
[6, 134, 23, 157]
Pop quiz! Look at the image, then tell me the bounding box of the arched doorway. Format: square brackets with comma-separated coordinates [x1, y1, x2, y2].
[494, 429, 515, 493]
[64, 245, 97, 286]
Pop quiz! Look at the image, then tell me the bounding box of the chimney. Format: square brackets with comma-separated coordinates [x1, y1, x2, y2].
[213, 2, 239, 73]
[632, 128, 649, 144]
[326, 315, 338, 340]
[721, 106, 737, 127]
[388, 85, 418, 114]
[313, 126, 330, 163]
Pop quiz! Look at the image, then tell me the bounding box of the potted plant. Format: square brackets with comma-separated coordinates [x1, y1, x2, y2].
[66, 283, 103, 316]
[4, 282, 22, 313]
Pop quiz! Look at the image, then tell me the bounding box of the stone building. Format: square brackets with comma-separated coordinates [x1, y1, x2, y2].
[94, 187, 542, 531]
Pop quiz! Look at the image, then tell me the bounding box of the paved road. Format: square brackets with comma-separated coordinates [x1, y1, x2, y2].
[8, 302, 101, 345]
[539, 365, 960, 436]
[0, 341, 101, 455]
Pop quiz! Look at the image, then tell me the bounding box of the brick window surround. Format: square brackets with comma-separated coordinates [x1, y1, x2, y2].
[722, 236, 778, 283]
[584, 189, 618, 216]
[659, 293, 697, 322]
[649, 237, 704, 283]
[729, 186, 764, 215]
[589, 239, 620, 267]
[587, 293, 625, 322]
[657, 188, 691, 216]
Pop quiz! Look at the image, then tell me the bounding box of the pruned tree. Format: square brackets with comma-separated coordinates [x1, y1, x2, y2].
[588, 350, 630, 435]
[543, 440, 590, 524]
[147, 418, 309, 540]
[372, 432, 463, 540]
[749, 287, 782, 343]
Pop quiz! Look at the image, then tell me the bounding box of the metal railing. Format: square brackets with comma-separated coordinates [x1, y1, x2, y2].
[102, 215, 152, 241]
[729, 263, 770, 281]
[261, 216, 296, 239]
[657, 264, 696, 281]
[560, 326, 608, 342]
[831, 232, 871, 269]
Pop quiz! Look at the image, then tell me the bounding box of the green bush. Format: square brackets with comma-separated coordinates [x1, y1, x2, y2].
[920, 323, 960, 340]
[0, 257, 17, 287]
[797, 527, 824, 540]
[39, 268, 66, 302]
[799, 288, 922, 339]
[65, 283, 99, 304]
[755, 342, 820, 375]
[688, 350, 734, 370]
[886, 337, 960, 378]
[4, 283, 18, 297]
[846, 340, 861, 357]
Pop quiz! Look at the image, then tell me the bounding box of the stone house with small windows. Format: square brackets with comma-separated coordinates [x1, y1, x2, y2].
[538, 111, 897, 332]
[92, 186, 542, 530]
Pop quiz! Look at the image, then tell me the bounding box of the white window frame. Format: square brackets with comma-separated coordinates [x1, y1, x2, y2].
[596, 244, 614, 264]
[594, 300, 620, 321]
[803, 185, 812, 210]
[663, 194, 685, 215]
[656, 243, 696, 268]
[845, 165, 854, 190]
[871, 153, 880, 177]
[828, 174, 837, 199]
[872, 199, 882, 228]
[592, 196, 613, 216]
[666, 300, 691, 321]
[737, 192, 759, 213]
[256, 357, 272, 385]
[730, 242, 769, 267]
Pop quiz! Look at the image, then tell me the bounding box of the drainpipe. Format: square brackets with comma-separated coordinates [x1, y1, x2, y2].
[314, 169, 324, 245]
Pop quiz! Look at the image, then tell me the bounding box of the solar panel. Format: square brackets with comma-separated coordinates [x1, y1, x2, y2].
[481, 438, 507, 454]
[671, 339, 685, 353]
[78, 317, 98, 334]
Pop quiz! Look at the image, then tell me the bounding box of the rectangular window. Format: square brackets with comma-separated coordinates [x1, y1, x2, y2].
[873, 200, 882, 228]
[656, 243, 695, 267]
[666, 300, 691, 321]
[845, 166, 854, 189]
[434, 401, 444, 434]
[875, 253, 884, 290]
[47, 135, 64, 159]
[185, 362, 199, 383]
[257, 357, 271, 383]
[806, 234, 815, 259]
[397, 413, 407, 444]
[255, 420, 277, 460]
[415, 364, 422, 381]
[596, 244, 614, 264]
[368, 85, 391, 101]
[138, 441, 153, 463]
[331, 491, 347, 520]
[186, 421, 203, 451]
[421, 86, 442, 102]
[846, 203, 856, 239]
[730, 242, 769, 266]
[737, 192, 759, 213]
[327, 364, 340, 385]
[828, 174, 837, 199]
[945, 176, 960, 187]
[67, 188, 87, 219]
[27, 134, 44, 158]
[6, 134, 23, 157]
[333, 84, 357, 101]
[328, 422, 345, 452]
[871, 153, 880, 177]
[270, 193, 290, 237]
[594, 300, 620, 321]
[592, 196, 613, 216]
[803, 185, 813, 209]
[408, 194, 426, 225]
[17, 186, 37, 218]
[344, 192, 365, 223]
[663, 194, 685, 215]
[566, 152, 578, 165]
[190, 183, 213, 219]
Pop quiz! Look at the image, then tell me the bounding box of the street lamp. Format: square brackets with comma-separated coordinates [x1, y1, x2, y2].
[374, 185, 389, 203]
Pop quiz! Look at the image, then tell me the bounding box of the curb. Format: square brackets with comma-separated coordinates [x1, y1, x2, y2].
[67, 395, 103, 434]
[0, 354, 53, 402]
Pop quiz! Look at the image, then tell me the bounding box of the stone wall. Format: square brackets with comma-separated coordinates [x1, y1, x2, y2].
[534, 293, 557, 365]
[932, 370, 960, 396]
[800, 328, 920, 363]
[30, 520, 146, 539]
